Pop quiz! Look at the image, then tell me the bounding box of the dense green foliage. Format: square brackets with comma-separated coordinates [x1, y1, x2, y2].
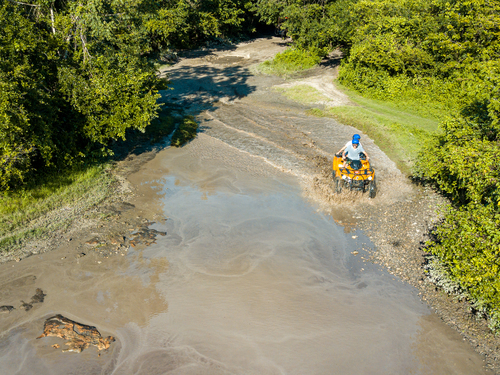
[415, 107, 500, 328]
[0, 0, 167, 189]
[146, 0, 256, 49]
[427, 204, 500, 328]
[0, 0, 257, 190]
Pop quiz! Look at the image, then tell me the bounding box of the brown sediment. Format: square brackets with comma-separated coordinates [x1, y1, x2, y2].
[37, 314, 115, 353]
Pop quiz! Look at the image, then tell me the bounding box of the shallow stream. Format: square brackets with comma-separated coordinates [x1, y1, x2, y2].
[0, 138, 489, 374]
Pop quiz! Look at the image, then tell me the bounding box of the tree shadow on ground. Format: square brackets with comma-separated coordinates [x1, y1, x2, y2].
[159, 64, 256, 108]
[319, 49, 343, 70]
[110, 63, 257, 159]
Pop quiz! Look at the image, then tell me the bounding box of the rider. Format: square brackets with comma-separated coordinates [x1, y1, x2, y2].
[337, 134, 362, 156]
[343, 138, 369, 162]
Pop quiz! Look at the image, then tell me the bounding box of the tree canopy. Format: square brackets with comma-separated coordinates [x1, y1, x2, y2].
[0, 0, 256, 189]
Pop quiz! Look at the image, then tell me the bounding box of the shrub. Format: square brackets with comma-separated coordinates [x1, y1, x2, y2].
[425, 204, 500, 330]
[259, 48, 322, 77]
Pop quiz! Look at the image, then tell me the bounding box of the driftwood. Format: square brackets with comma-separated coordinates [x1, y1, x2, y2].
[37, 314, 115, 353]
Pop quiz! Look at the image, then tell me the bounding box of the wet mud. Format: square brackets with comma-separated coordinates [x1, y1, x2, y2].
[0, 37, 497, 373]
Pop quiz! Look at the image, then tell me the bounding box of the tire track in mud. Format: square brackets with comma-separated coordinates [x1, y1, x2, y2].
[200, 98, 411, 216]
[202, 105, 334, 200]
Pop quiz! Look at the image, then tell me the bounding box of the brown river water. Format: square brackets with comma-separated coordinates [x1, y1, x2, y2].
[0, 136, 489, 374]
[0, 38, 492, 374]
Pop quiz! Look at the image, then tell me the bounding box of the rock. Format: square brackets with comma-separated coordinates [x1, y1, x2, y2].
[20, 288, 46, 311]
[109, 236, 125, 245]
[31, 288, 46, 304]
[0, 306, 15, 314]
[20, 301, 33, 311]
[37, 315, 115, 353]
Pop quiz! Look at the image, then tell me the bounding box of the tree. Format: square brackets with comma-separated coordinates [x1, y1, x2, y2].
[0, 0, 167, 188]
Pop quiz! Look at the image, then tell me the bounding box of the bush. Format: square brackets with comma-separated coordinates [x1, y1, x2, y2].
[416, 92, 500, 329]
[258, 48, 322, 77]
[425, 204, 500, 330]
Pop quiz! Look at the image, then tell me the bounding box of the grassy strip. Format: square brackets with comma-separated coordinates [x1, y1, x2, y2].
[296, 84, 441, 175]
[0, 164, 115, 251]
[274, 85, 330, 104]
[255, 48, 321, 78]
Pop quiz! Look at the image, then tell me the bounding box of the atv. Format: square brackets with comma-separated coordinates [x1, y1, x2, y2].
[332, 153, 377, 198]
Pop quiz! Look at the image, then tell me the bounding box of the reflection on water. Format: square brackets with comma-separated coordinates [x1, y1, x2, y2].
[0, 142, 489, 374]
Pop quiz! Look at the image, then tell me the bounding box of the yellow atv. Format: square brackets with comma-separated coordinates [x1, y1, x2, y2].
[332, 153, 377, 198]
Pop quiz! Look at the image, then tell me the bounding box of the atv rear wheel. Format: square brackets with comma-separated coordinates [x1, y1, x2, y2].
[368, 177, 377, 198]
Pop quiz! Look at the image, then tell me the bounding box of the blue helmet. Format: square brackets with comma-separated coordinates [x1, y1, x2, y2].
[352, 138, 359, 145]
[352, 134, 361, 141]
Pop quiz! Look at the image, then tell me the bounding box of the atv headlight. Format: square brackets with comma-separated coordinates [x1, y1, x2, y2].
[368, 176, 372, 180]
[342, 175, 347, 180]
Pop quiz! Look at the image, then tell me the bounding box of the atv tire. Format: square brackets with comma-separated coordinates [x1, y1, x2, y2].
[368, 177, 377, 198]
[333, 174, 342, 194]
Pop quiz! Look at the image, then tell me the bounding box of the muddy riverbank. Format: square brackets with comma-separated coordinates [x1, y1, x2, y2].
[0, 36, 499, 373]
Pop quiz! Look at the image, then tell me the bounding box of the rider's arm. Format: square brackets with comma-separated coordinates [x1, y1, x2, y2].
[342, 150, 347, 160]
[364, 151, 370, 161]
[337, 145, 347, 155]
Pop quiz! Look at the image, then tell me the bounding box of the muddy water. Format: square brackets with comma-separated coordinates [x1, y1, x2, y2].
[0, 135, 488, 374]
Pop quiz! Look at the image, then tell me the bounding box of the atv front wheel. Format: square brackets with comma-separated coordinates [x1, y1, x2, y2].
[333, 175, 342, 194]
[368, 178, 377, 198]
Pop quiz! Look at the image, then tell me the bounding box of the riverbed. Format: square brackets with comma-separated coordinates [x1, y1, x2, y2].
[0, 134, 490, 374]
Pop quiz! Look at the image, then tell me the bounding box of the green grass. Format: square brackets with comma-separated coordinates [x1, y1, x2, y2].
[256, 48, 321, 78]
[0, 105, 198, 254]
[275, 85, 330, 104]
[306, 83, 441, 175]
[0, 164, 115, 252]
